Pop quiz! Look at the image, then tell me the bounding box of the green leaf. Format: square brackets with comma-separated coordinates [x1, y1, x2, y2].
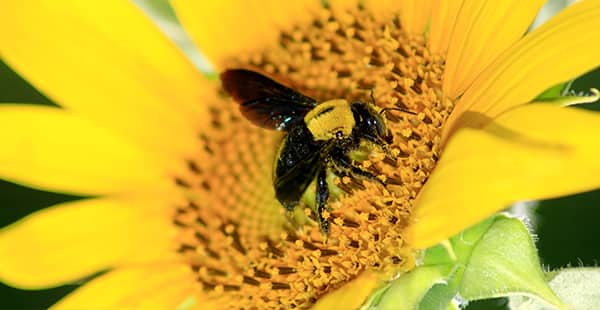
[458, 216, 565, 309]
[536, 82, 569, 100]
[545, 89, 599, 107]
[510, 268, 600, 310]
[369, 214, 565, 309]
[422, 243, 452, 266]
[535, 87, 600, 107]
[534, 77, 599, 107]
[416, 216, 498, 309]
[417, 283, 456, 310]
[370, 265, 450, 310]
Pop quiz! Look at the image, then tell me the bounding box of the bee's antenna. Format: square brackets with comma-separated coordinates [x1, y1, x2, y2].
[380, 107, 417, 116]
[369, 89, 376, 106]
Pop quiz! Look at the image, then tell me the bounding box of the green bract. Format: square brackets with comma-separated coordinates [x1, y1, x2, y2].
[364, 214, 567, 309]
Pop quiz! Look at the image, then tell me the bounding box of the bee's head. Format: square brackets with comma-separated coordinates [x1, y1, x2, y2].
[352, 102, 416, 145]
[351, 102, 393, 144]
[368, 109, 393, 143]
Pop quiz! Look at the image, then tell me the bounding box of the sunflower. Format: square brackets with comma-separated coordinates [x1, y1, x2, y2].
[1, 0, 600, 309]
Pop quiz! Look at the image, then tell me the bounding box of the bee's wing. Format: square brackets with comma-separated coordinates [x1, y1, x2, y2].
[273, 126, 328, 209]
[221, 69, 318, 131]
[274, 153, 321, 209]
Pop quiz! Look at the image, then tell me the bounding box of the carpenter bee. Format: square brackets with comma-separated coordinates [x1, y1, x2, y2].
[221, 69, 410, 234]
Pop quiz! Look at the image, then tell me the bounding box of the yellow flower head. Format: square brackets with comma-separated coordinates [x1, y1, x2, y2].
[1, 0, 600, 309]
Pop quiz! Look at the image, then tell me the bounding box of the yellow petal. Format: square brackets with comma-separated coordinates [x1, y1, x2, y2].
[399, 0, 434, 35]
[52, 265, 211, 310]
[428, 0, 464, 55]
[171, 0, 322, 70]
[0, 105, 166, 195]
[443, 0, 546, 99]
[444, 0, 600, 141]
[407, 104, 600, 249]
[0, 196, 178, 289]
[0, 0, 210, 165]
[312, 271, 379, 310]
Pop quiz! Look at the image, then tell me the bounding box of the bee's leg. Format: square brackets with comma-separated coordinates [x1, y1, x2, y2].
[316, 166, 330, 235]
[363, 135, 394, 158]
[331, 149, 384, 185]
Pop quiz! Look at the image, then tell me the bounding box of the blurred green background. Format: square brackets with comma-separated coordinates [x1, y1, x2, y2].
[1, 0, 599, 308]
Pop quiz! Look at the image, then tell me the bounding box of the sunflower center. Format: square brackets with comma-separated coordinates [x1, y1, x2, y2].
[172, 6, 451, 309]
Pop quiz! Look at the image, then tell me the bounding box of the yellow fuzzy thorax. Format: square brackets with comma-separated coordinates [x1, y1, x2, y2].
[304, 99, 355, 141]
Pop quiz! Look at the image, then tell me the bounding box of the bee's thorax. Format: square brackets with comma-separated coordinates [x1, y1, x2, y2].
[304, 99, 355, 141]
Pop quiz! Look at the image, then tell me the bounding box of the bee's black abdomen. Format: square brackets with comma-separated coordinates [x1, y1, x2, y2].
[274, 125, 323, 210]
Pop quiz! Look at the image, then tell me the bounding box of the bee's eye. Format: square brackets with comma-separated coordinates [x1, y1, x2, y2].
[336, 130, 344, 139]
[368, 118, 378, 127]
[369, 117, 387, 137]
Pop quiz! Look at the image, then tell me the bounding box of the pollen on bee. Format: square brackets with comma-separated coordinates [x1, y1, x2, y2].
[303, 207, 312, 216]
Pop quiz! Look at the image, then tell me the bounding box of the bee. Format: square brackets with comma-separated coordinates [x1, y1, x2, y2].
[220, 69, 411, 234]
